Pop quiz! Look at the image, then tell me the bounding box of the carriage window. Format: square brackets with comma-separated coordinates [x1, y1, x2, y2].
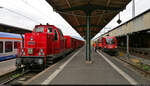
[106, 38, 115, 44]
[14, 41, 18, 49]
[54, 29, 58, 40]
[48, 27, 53, 33]
[35, 27, 44, 32]
[0, 41, 3, 53]
[5, 41, 12, 53]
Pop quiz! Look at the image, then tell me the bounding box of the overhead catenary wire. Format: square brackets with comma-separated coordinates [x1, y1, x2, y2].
[21, 0, 53, 23]
[21, 0, 83, 38]
[1, 7, 41, 24]
[21, 0, 68, 28]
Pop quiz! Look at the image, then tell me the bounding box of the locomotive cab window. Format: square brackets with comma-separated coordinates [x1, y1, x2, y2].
[35, 27, 44, 32]
[0, 41, 3, 53]
[106, 38, 115, 44]
[54, 29, 58, 40]
[48, 27, 53, 33]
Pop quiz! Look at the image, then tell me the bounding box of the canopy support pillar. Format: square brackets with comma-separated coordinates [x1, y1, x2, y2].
[85, 11, 92, 64]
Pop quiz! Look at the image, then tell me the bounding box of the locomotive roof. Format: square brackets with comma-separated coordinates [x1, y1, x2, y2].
[0, 23, 31, 34]
[34, 24, 63, 32]
[35, 24, 55, 27]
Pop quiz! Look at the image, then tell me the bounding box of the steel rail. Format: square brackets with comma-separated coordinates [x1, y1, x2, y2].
[0, 67, 30, 85]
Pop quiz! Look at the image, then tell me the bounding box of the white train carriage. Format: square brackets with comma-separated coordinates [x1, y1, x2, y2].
[0, 32, 22, 61]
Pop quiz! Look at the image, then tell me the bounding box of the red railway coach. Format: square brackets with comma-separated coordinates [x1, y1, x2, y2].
[16, 24, 84, 69]
[64, 36, 74, 50]
[64, 36, 84, 50]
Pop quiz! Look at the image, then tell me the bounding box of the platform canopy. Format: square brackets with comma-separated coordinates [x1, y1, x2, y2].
[46, 0, 131, 39]
[0, 23, 31, 34]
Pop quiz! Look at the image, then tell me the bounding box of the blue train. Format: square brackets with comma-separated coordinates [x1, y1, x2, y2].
[0, 32, 22, 61]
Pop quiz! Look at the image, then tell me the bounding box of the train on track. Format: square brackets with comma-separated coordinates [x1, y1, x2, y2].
[95, 36, 118, 56]
[0, 32, 22, 61]
[16, 24, 84, 69]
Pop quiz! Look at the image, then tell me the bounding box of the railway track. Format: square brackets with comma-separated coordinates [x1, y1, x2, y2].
[0, 54, 67, 85]
[98, 49, 150, 78]
[116, 56, 150, 78]
[102, 51, 150, 78]
[117, 47, 150, 61]
[0, 67, 39, 85]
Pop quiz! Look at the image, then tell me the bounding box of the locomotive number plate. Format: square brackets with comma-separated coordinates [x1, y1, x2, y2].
[28, 41, 35, 45]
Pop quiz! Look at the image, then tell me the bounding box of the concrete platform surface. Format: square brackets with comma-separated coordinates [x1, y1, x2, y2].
[0, 59, 16, 76]
[25, 46, 150, 85]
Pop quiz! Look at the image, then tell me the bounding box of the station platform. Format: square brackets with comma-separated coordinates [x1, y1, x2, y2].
[24, 46, 150, 85]
[0, 59, 16, 76]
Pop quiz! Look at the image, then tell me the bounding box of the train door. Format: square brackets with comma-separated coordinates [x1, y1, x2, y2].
[0, 41, 3, 53]
[53, 29, 60, 54]
[47, 26, 53, 54]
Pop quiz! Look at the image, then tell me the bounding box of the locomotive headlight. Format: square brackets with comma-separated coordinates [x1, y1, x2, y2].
[38, 52, 41, 56]
[23, 52, 25, 56]
[21, 49, 25, 56]
[40, 49, 43, 52]
[39, 49, 44, 56]
[41, 52, 45, 56]
[30, 37, 33, 41]
[21, 49, 24, 53]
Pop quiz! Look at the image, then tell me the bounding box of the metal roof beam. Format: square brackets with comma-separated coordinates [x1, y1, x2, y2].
[57, 4, 124, 12]
[65, 0, 80, 25]
[97, 0, 111, 25]
[80, 31, 99, 33]
[75, 24, 102, 28]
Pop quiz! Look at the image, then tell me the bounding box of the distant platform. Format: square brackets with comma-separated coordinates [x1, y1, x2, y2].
[0, 59, 16, 76]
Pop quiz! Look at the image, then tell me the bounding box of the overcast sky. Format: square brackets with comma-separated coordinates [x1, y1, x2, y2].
[0, 0, 84, 40]
[0, 0, 150, 40]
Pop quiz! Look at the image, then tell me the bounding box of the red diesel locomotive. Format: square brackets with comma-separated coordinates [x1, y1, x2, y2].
[16, 24, 84, 69]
